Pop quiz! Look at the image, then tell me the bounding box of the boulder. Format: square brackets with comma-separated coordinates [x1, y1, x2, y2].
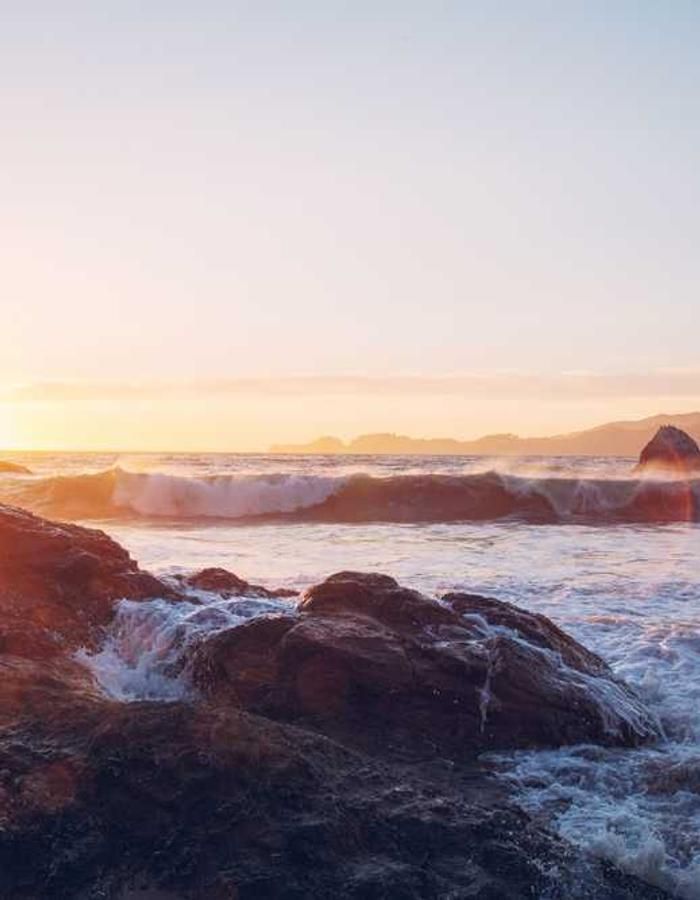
[0, 504, 171, 654]
[183, 567, 297, 599]
[636, 425, 700, 473]
[0, 503, 172, 737]
[191, 572, 658, 757]
[0, 701, 667, 900]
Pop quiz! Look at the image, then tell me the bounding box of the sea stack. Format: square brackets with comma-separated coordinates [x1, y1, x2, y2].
[636, 425, 700, 473]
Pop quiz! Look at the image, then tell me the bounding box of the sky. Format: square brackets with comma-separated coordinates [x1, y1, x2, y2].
[2, 1, 700, 450]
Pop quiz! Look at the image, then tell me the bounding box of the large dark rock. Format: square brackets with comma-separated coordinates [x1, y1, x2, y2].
[0, 507, 670, 898]
[191, 571, 658, 757]
[0, 701, 668, 900]
[0, 503, 171, 739]
[0, 504, 171, 655]
[636, 425, 700, 473]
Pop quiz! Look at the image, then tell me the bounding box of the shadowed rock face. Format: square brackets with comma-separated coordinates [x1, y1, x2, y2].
[191, 571, 659, 757]
[0, 504, 174, 738]
[0, 507, 670, 898]
[182, 567, 297, 599]
[0, 504, 171, 656]
[0, 702, 668, 900]
[636, 425, 700, 473]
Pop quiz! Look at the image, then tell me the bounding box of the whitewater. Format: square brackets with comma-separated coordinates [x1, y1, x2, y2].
[1, 450, 699, 897]
[1, 451, 699, 523]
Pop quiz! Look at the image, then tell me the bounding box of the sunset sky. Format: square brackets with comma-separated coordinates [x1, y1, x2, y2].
[3, 2, 700, 450]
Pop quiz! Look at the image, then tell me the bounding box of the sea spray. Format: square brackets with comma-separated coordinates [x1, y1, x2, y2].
[78, 590, 294, 701]
[3, 465, 700, 523]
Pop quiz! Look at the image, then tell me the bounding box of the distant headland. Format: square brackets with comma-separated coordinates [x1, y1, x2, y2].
[270, 411, 700, 457]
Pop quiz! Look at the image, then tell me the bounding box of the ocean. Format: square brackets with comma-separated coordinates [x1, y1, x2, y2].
[1, 451, 699, 897]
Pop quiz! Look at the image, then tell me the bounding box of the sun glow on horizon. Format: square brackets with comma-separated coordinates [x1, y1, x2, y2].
[1, 376, 700, 453]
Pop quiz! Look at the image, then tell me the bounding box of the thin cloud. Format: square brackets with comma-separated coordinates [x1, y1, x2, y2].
[4, 371, 700, 404]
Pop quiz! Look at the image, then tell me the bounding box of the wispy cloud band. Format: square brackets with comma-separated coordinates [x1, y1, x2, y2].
[5, 371, 700, 404]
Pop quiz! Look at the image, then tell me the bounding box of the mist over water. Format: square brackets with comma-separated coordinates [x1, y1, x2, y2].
[2, 451, 700, 896]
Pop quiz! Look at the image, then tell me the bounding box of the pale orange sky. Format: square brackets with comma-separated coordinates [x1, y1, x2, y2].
[3, 5, 700, 450]
[2, 375, 700, 451]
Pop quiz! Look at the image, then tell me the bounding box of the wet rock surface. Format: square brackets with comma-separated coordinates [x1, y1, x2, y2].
[192, 571, 658, 757]
[182, 567, 297, 599]
[0, 505, 670, 898]
[636, 425, 700, 473]
[0, 703, 668, 900]
[0, 504, 171, 655]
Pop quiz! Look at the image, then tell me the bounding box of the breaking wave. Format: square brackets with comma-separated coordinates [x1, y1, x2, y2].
[3, 466, 700, 524]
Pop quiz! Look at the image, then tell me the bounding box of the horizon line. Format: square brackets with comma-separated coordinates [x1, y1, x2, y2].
[2, 408, 698, 456]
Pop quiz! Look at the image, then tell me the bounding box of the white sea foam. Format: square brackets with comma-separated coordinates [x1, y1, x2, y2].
[111, 469, 343, 518]
[491, 741, 700, 899]
[487, 606, 700, 898]
[78, 590, 294, 701]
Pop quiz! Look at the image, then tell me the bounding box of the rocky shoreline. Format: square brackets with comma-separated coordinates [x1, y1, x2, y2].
[0, 504, 671, 898]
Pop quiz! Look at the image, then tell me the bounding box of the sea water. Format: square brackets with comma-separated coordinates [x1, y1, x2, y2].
[1, 451, 699, 896]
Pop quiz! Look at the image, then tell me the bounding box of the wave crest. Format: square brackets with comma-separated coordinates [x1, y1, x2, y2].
[2, 467, 700, 525]
[0, 468, 342, 520]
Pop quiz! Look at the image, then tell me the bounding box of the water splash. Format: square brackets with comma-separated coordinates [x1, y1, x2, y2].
[78, 590, 294, 701]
